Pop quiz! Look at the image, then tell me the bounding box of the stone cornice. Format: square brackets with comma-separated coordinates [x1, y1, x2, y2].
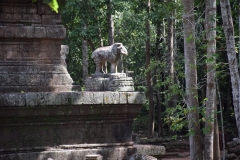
[0, 91, 146, 106]
[0, 26, 66, 39]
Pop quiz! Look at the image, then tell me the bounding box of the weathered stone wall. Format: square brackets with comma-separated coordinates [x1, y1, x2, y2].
[0, 92, 145, 149]
[0, 0, 73, 92]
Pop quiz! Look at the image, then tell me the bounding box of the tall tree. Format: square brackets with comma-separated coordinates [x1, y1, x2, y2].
[182, 0, 203, 159]
[82, 24, 88, 80]
[213, 116, 220, 160]
[239, 0, 240, 70]
[167, 0, 176, 109]
[155, 21, 164, 137]
[146, 0, 155, 137]
[107, 0, 115, 73]
[204, 0, 217, 159]
[107, 0, 114, 45]
[220, 0, 240, 138]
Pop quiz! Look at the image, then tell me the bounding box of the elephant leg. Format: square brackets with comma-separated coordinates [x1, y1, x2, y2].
[100, 62, 105, 73]
[111, 63, 117, 73]
[104, 61, 108, 73]
[95, 60, 102, 74]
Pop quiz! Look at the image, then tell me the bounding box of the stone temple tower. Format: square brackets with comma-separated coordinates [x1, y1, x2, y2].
[0, 0, 73, 92]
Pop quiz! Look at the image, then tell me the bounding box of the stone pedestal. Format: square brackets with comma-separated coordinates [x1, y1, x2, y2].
[85, 73, 134, 92]
[0, 92, 145, 160]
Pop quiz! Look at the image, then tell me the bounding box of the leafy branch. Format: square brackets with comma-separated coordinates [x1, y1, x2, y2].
[32, 0, 59, 13]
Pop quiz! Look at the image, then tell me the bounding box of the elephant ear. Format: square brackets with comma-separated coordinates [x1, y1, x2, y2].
[117, 43, 122, 46]
[111, 44, 118, 55]
[116, 43, 123, 49]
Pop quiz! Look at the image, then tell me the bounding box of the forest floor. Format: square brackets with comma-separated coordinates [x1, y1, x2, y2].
[133, 132, 190, 160]
[133, 131, 232, 159]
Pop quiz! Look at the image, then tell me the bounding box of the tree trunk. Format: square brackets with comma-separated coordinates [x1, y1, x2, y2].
[217, 79, 226, 159]
[227, 79, 231, 122]
[107, 0, 115, 73]
[107, 0, 123, 73]
[167, 0, 176, 109]
[155, 23, 162, 58]
[213, 114, 220, 160]
[146, 0, 155, 138]
[220, 0, 240, 138]
[204, 0, 217, 159]
[82, 24, 88, 81]
[167, 5, 174, 83]
[182, 0, 203, 159]
[155, 22, 163, 137]
[156, 89, 162, 137]
[107, 0, 114, 45]
[239, 0, 240, 71]
[96, 17, 105, 72]
[98, 25, 103, 47]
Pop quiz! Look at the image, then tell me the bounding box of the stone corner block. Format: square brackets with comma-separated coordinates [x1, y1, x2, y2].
[37, 92, 62, 105]
[60, 92, 73, 105]
[81, 92, 94, 104]
[25, 26, 46, 38]
[25, 92, 38, 106]
[46, 27, 66, 39]
[93, 92, 104, 104]
[103, 92, 120, 104]
[70, 92, 94, 105]
[0, 93, 26, 106]
[17, 92, 73, 106]
[119, 92, 128, 104]
[127, 92, 145, 104]
[134, 144, 165, 156]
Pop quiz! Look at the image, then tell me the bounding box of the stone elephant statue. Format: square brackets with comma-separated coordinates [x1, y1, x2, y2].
[91, 43, 128, 73]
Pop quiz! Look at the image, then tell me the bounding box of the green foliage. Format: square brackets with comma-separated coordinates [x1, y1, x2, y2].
[133, 114, 149, 132]
[164, 104, 188, 132]
[32, 0, 59, 13]
[59, 0, 239, 138]
[133, 103, 149, 132]
[44, 0, 59, 13]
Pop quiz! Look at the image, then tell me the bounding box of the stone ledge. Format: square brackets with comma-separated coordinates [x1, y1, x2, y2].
[0, 85, 73, 93]
[0, 26, 66, 39]
[0, 142, 135, 153]
[0, 146, 136, 160]
[0, 92, 145, 106]
[134, 144, 165, 156]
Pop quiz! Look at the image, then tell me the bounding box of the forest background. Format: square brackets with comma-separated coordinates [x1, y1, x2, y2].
[44, 0, 240, 159]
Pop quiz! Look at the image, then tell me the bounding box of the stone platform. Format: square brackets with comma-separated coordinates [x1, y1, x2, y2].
[85, 73, 134, 92]
[0, 143, 136, 160]
[0, 91, 145, 160]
